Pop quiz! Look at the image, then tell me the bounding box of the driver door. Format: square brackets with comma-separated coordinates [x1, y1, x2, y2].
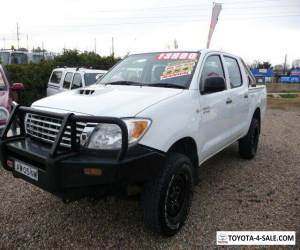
[198, 54, 233, 160]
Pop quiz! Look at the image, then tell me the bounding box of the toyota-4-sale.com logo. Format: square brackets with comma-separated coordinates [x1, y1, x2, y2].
[216, 231, 296, 246]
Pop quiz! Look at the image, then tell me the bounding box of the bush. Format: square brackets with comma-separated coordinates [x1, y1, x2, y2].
[279, 93, 298, 99]
[6, 50, 119, 106]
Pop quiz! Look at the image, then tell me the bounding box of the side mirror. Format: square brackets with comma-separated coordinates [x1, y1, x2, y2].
[202, 76, 226, 94]
[11, 83, 24, 92]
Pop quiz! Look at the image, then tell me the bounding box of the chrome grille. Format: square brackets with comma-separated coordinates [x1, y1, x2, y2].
[25, 113, 86, 148]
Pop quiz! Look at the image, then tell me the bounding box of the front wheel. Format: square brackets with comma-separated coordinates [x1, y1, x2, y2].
[141, 153, 194, 236]
[239, 117, 260, 159]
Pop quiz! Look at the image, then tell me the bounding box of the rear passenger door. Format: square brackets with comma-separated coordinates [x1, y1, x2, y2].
[223, 55, 249, 138]
[63, 72, 74, 91]
[70, 73, 83, 89]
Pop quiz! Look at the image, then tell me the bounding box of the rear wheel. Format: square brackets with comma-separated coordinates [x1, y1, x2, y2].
[239, 117, 260, 159]
[142, 153, 193, 236]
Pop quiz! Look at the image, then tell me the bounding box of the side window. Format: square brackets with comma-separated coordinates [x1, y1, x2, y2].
[71, 73, 82, 89]
[0, 70, 6, 89]
[200, 55, 225, 93]
[224, 57, 242, 88]
[201, 55, 225, 83]
[63, 72, 73, 89]
[50, 71, 62, 84]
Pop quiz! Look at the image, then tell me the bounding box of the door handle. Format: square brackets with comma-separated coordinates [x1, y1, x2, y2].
[244, 94, 249, 98]
[226, 98, 232, 104]
[202, 106, 211, 113]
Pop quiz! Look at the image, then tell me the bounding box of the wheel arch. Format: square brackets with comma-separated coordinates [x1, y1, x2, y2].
[167, 137, 199, 183]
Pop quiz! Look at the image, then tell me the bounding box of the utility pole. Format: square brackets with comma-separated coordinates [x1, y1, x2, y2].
[283, 54, 287, 75]
[16, 23, 20, 49]
[94, 38, 97, 53]
[42, 42, 45, 57]
[111, 37, 114, 57]
[174, 39, 178, 49]
[2, 37, 5, 49]
[26, 34, 29, 51]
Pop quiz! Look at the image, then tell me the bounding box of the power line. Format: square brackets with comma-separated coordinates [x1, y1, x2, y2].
[39, 14, 300, 29]
[93, 1, 299, 13]
[63, 10, 300, 22]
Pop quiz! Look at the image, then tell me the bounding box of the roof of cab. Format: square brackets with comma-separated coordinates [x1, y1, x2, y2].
[53, 67, 107, 74]
[129, 49, 241, 60]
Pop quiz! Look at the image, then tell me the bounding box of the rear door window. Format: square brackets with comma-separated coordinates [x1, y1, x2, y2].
[224, 56, 243, 88]
[71, 73, 82, 89]
[63, 72, 73, 89]
[50, 71, 62, 84]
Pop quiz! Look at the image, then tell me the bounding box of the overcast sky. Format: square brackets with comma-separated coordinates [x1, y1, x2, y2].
[0, 0, 299, 65]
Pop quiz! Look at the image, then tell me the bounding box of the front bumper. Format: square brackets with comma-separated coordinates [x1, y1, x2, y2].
[0, 105, 165, 200]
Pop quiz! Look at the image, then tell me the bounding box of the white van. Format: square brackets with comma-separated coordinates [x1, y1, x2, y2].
[47, 67, 107, 96]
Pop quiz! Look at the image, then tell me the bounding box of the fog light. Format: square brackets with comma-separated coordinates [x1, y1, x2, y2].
[83, 168, 102, 176]
[6, 159, 14, 168]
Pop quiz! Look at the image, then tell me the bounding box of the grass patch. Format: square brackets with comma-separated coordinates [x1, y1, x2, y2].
[279, 93, 298, 98]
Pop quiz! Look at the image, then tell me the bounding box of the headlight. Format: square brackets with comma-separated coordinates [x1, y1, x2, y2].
[83, 118, 151, 150]
[0, 107, 9, 126]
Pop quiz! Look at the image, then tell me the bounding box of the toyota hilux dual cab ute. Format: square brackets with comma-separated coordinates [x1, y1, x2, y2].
[0, 50, 266, 236]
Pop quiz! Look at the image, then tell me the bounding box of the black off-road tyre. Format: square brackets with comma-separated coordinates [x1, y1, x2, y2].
[142, 153, 194, 236]
[239, 117, 260, 159]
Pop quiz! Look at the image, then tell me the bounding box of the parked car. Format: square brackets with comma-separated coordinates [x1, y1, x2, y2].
[0, 64, 24, 131]
[0, 50, 266, 236]
[47, 67, 107, 96]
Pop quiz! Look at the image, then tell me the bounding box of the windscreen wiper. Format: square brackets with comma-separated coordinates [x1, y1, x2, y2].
[105, 81, 142, 86]
[146, 83, 186, 89]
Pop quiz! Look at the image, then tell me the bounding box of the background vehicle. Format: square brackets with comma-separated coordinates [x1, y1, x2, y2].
[0, 50, 266, 236]
[0, 50, 55, 65]
[0, 64, 24, 130]
[0, 50, 28, 65]
[47, 67, 107, 96]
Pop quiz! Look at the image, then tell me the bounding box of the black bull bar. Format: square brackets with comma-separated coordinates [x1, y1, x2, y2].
[0, 104, 129, 167]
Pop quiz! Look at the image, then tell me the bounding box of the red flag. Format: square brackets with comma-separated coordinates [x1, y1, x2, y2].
[206, 3, 222, 49]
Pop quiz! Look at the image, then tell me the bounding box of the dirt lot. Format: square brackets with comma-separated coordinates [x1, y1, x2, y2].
[0, 107, 299, 249]
[267, 94, 300, 111]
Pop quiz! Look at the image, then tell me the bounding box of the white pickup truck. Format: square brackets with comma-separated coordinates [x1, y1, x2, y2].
[0, 49, 266, 236]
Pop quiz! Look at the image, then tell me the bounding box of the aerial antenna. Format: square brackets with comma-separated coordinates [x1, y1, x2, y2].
[111, 37, 114, 57]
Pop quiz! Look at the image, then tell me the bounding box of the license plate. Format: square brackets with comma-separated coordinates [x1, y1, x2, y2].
[14, 160, 38, 181]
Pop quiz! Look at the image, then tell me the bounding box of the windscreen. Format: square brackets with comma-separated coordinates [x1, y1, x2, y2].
[98, 52, 199, 88]
[84, 73, 104, 86]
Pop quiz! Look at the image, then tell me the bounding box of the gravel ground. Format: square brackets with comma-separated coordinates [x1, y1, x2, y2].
[0, 108, 299, 249]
